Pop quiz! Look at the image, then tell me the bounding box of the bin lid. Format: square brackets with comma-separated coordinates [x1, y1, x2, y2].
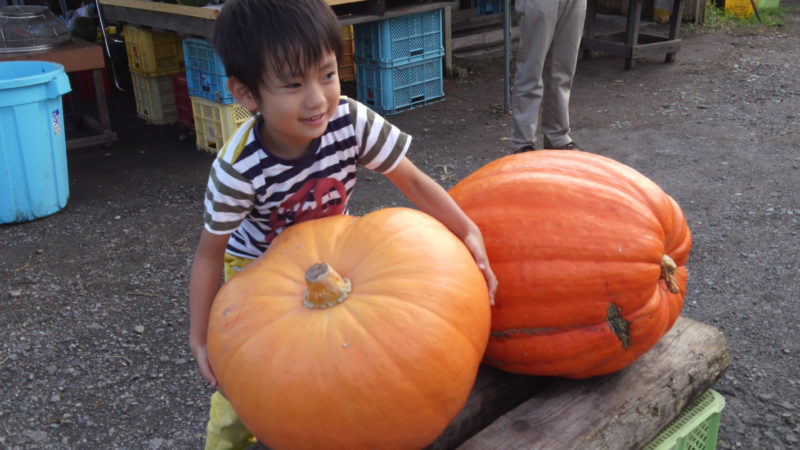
[0, 60, 70, 104]
[0, 5, 72, 53]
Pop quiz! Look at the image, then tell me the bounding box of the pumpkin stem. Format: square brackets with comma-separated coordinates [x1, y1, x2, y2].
[660, 255, 681, 294]
[304, 263, 351, 309]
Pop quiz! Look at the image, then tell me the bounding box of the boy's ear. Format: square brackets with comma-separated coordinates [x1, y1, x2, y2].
[227, 77, 258, 111]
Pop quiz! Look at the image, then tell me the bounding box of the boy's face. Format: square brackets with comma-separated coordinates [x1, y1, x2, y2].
[248, 50, 341, 158]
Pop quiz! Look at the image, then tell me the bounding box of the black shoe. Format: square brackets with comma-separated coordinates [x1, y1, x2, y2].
[545, 141, 583, 151]
[513, 144, 536, 154]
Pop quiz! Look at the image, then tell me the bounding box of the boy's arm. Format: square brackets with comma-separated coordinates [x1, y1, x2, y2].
[189, 229, 231, 388]
[384, 157, 497, 304]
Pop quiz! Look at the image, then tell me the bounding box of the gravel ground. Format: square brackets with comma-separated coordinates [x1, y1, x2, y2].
[1, 9, 799, 449]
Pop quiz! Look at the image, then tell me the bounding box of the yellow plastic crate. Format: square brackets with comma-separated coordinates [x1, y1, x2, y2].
[191, 96, 253, 153]
[725, 0, 755, 17]
[653, 0, 672, 23]
[644, 390, 726, 450]
[123, 25, 184, 75]
[131, 72, 177, 125]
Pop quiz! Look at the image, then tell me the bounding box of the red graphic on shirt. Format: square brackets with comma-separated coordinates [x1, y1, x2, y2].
[266, 178, 347, 243]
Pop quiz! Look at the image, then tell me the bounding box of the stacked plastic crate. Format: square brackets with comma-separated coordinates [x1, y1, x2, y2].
[171, 73, 194, 131]
[353, 9, 445, 115]
[63, 69, 110, 103]
[476, 0, 504, 16]
[123, 25, 184, 125]
[182, 38, 253, 153]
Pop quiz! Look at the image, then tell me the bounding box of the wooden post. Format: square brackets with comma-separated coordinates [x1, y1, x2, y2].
[443, 5, 453, 75]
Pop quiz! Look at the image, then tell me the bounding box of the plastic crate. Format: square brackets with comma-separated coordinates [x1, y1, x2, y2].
[172, 73, 194, 131]
[354, 9, 444, 68]
[356, 57, 444, 115]
[191, 96, 253, 153]
[340, 25, 356, 82]
[131, 72, 177, 125]
[757, 0, 780, 9]
[123, 25, 184, 76]
[477, 0, 504, 16]
[182, 38, 235, 104]
[64, 68, 110, 103]
[644, 390, 725, 450]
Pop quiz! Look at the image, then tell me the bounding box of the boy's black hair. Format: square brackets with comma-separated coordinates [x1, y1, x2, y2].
[212, 0, 343, 98]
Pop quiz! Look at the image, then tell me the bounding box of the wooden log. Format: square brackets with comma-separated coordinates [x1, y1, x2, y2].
[426, 367, 550, 450]
[457, 316, 730, 450]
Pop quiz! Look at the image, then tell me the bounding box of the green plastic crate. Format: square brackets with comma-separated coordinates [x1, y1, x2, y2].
[758, 0, 780, 10]
[644, 389, 725, 450]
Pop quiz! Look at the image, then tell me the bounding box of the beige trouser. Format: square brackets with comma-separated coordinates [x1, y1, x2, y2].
[511, 0, 586, 150]
[204, 253, 257, 450]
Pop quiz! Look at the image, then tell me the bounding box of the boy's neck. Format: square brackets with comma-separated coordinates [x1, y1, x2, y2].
[258, 120, 314, 160]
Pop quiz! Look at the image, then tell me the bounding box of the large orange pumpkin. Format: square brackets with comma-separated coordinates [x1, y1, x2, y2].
[207, 207, 490, 449]
[449, 151, 691, 379]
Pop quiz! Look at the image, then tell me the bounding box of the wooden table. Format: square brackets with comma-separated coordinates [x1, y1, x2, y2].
[97, 0, 458, 73]
[0, 38, 118, 150]
[581, 0, 684, 70]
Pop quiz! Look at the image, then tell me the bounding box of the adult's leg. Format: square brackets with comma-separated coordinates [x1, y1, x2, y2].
[511, 0, 559, 151]
[541, 0, 586, 148]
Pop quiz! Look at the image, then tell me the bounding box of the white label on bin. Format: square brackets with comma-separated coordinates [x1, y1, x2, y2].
[52, 109, 62, 135]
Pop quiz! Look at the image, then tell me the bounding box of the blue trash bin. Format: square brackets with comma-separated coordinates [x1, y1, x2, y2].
[0, 60, 71, 224]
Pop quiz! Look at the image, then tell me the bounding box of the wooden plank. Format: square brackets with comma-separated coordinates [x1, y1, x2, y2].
[66, 132, 117, 150]
[452, 26, 518, 52]
[99, 0, 221, 20]
[100, 4, 215, 37]
[0, 38, 105, 72]
[630, 38, 682, 59]
[458, 317, 731, 450]
[333, 0, 453, 17]
[101, 1, 457, 37]
[338, 1, 457, 26]
[98, 0, 366, 19]
[101, 4, 212, 37]
[581, 36, 635, 58]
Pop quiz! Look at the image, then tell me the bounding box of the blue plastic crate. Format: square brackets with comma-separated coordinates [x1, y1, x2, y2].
[477, 0, 505, 16]
[354, 9, 444, 68]
[356, 57, 444, 115]
[182, 38, 235, 104]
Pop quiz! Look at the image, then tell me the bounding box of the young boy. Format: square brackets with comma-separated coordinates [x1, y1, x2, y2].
[188, 0, 497, 447]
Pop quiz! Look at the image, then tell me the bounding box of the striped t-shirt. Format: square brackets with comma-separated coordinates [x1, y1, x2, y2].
[203, 96, 411, 259]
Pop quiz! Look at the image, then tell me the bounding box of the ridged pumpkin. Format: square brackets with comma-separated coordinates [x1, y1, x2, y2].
[448, 151, 691, 379]
[207, 207, 490, 449]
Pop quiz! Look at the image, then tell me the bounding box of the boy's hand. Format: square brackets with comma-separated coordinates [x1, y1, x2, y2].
[463, 232, 498, 305]
[191, 342, 219, 389]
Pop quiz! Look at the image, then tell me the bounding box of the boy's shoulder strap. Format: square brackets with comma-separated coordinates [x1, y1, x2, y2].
[217, 115, 259, 164]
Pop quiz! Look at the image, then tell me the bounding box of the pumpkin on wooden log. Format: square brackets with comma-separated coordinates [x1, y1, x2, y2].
[449, 151, 691, 379]
[207, 207, 491, 449]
